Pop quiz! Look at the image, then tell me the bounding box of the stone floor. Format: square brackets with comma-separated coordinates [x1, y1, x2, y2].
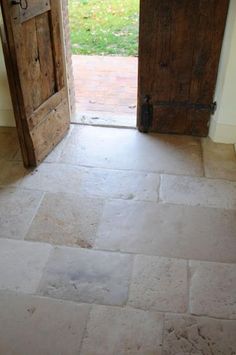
[71, 55, 137, 128]
[0, 125, 236, 355]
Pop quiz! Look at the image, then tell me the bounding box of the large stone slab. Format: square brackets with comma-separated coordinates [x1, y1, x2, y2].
[75, 168, 160, 202]
[128, 255, 188, 313]
[160, 174, 236, 209]
[20, 163, 87, 194]
[38, 247, 133, 306]
[0, 291, 90, 355]
[26, 192, 104, 248]
[59, 125, 203, 176]
[190, 260, 236, 319]
[163, 314, 236, 355]
[20, 163, 159, 202]
[81, 305, 164, 355]
[0, 187, 44, 240]
[202, 138, 236, 181]
[95, 200, 236, 263]
[0, 160, 27, 187]
[0, 239, 52, 293]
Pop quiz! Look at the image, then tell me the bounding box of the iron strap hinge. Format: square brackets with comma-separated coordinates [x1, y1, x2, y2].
[154, 100, 217, 115]
[140, 95, 153, 133]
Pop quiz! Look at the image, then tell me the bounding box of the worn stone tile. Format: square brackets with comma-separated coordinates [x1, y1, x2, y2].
[160, 174, 236, 209]
[10, 147, 22, 162]
[163, 314, 236, 355]
[95, 200, 236, 263]
[20, 163, 159, 202]
[72, 110, 136, 128]
[38, 247, 133, 306]
[202, 138, 236, 181]
[44, 125, 74, 163]
[26, 192, 104, 248]
[12, 126, 74, 164]
[0, 187, 44, 240]
[190, 261, 236, 319]
[81, 305, 164, 355]
[0, 291, 90, 355]
[59, 125, 203, 176]
[0, 159, 27, 187]
[0, 127, 19, 160]
[0, 239, 52, 293]
[20, 163, 87, 194]
[77, 168, 160, 202]
[128, 255, 188, 313]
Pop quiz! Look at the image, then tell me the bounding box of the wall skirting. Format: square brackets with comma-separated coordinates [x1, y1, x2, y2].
[209, 118, 236, 144]
[0, 109, 15, 127]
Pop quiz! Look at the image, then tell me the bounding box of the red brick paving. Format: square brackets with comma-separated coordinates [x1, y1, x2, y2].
[72, 55, 138, 120]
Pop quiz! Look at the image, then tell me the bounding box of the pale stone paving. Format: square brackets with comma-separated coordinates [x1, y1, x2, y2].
[0, 125, 236, 354]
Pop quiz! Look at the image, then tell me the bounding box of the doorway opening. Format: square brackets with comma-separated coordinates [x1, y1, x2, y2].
[68, 0, 139, 128]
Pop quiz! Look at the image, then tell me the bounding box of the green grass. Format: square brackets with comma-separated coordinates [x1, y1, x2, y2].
[68, 0, 139, 56]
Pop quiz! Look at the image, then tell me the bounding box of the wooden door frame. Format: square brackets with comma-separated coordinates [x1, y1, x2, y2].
[60, 0, 76, 115]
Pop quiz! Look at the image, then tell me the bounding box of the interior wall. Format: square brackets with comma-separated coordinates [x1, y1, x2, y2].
[209, 0, 236, 144]
[0, 10, 15, 127]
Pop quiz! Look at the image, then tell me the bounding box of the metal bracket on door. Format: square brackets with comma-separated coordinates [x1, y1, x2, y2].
[154, 100, 217, 115]
[11, 0, 28, 10]
[140, 95, 153, 133]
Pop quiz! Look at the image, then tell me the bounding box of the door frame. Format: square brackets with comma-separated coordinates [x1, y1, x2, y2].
[0, 0, 231, 152]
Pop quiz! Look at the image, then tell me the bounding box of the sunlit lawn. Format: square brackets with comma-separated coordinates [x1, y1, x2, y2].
[68, 0, 139, 56]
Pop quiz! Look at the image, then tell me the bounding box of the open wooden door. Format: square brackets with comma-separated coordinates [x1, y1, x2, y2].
[0, 0, 70, 167]
[138, 0, 229, 136]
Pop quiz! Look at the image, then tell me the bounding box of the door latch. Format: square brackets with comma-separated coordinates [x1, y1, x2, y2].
[11, 0, 28, 10]
[140, 95, 153, 133]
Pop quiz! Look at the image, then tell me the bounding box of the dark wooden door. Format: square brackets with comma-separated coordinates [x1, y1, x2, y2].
[138, 0, 229, 136]
[0, 0, 70, 167]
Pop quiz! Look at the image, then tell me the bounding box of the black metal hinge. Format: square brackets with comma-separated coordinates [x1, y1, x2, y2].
[154, 100, 217, 115]
[140, 95, 153, 133]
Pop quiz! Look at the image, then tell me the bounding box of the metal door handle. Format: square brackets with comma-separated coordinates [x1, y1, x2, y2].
[11, 0, 28, 10]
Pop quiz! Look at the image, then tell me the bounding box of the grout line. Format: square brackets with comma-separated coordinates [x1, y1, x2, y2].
[39, 159, 236, 183]
[157, 175, 161, 202]
[0, 289, 235, 322]
[186, 260, 191, 314]
[200, 138, 206, 177]
[157, 199, 236, 212]
[6, 235, 236, 266]
[126, 253, 136, 307]
[11, 181, 236, 214]
[161, 313, 166, 355]
[78, 304, 93, 354]
[34, 245, 56, 296]
[22, 191, 46, 241]
[70, 121, 137, 130]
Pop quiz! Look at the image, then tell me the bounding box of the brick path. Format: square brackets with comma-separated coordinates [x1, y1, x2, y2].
[71, 55, 138, 127]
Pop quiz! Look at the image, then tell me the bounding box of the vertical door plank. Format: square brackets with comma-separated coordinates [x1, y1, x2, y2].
[35, 12, 56, 103]
[138, 0, 230, 136]
[50, 1, 65, 91]
[13, 18, 42, 115]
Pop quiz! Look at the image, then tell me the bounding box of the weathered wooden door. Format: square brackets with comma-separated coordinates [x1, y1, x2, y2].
[138, 0, 229, 136]
[0, 0, 70, 167]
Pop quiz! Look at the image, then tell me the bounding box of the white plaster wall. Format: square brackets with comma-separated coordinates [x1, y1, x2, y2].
[209, 0, 236, 143]
[0, 31, 15, 127]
